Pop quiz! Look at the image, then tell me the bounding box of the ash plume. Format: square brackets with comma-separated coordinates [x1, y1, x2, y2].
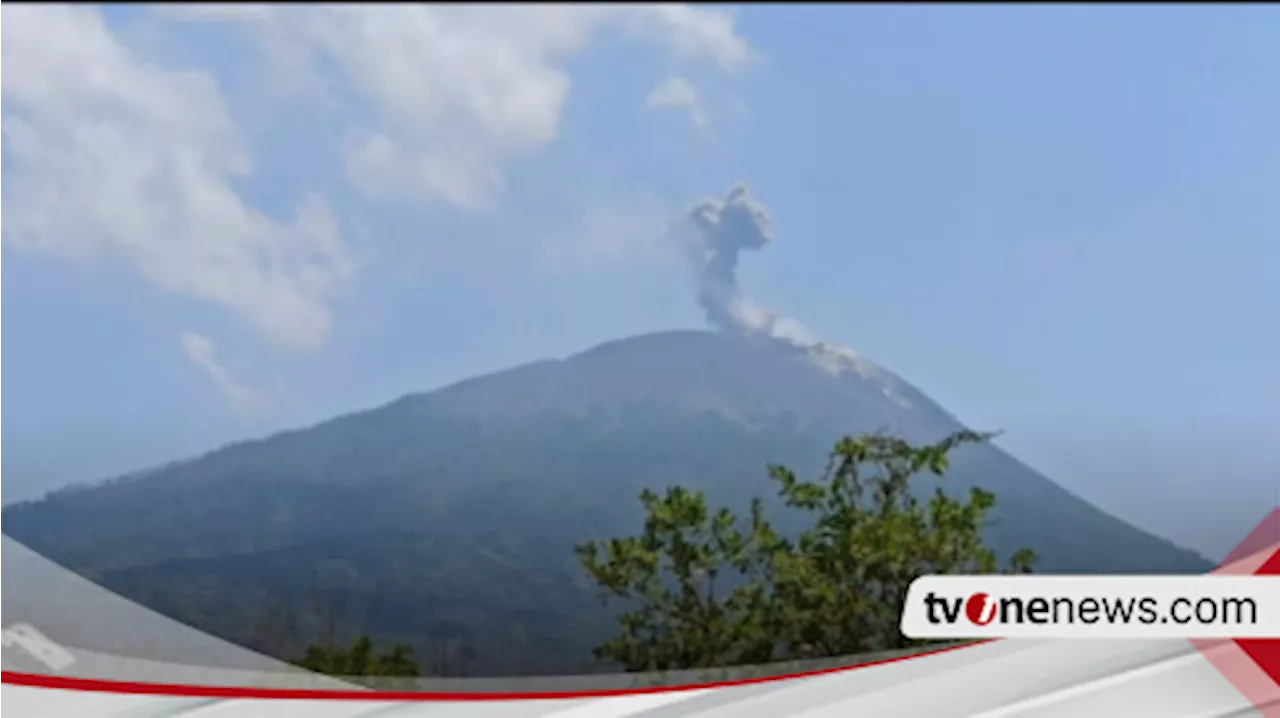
[675, 184, 912, 406]
[683, 184, 779, 337]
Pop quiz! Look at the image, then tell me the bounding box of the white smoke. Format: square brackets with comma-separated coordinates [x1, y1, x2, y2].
[676, 184, 913, 407]
[683, 184, 777, 335]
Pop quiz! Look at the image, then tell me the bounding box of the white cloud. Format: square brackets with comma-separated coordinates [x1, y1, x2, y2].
[1, 6, 353, 351]
[632, 5, 752, 72]
[1, 5, 753, 354]
[180, 332, 278, 418]
[158, 5, 752, 210]
[646, 75, 710, 128]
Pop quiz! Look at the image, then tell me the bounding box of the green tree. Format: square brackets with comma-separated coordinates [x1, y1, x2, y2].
[293, 636, 421, 677]
[576, 430, 1036, 672]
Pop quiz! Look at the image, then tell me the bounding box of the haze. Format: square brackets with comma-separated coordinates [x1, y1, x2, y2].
[2, 5, 1276, 560]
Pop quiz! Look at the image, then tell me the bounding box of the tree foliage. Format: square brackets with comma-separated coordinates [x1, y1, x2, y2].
[293, 636, 421, 677]
[576, 430, 1037, 671]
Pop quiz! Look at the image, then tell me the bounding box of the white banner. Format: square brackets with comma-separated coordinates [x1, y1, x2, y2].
[900, 575, 1280, 639]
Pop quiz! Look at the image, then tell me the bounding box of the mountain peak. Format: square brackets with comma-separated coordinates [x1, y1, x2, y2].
[2, 325, 1212, 676]
[398, 329, 952, 436]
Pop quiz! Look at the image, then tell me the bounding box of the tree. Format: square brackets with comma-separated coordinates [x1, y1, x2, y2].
[293, 635, 421, 677]
[576, 430, 1037, 672]
[288, 573, 421, 678]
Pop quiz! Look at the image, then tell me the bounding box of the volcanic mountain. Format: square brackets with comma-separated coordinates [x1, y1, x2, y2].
[1, 329, 1210, 675]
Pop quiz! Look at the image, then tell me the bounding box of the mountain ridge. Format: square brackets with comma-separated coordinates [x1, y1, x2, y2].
[2, 329, 1210, 675]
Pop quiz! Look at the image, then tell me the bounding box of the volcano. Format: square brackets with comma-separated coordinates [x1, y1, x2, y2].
[2, 329, 1210, 675]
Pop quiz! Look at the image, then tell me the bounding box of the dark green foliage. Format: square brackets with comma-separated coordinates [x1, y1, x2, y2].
[578, 430, 1037, 671]
[294, 636, 421, 677]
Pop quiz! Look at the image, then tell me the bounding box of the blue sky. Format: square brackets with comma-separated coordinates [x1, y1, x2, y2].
[3, 5, 1276, 559]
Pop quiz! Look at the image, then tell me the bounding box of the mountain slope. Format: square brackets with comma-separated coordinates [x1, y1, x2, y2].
[2, 330, 1209, 675]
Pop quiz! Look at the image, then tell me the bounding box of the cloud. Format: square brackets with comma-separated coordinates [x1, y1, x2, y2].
[180, 332, 278, 418]
[646, 76, 710, 129]
[1, 6, 353, 352]
[158, 5, 753, 210]
[1, 6, 753, 354]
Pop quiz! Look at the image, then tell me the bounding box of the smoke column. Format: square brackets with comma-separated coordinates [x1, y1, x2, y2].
[684, 184, 780, 336]
[676, 184, 912, 406]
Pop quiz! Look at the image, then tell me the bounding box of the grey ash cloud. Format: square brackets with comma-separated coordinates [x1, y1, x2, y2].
[674, 183, 913, 406]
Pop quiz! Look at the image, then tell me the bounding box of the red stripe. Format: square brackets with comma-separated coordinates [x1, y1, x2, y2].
[1197, 536, 1280, 716]
[1, 640, 990, 701]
